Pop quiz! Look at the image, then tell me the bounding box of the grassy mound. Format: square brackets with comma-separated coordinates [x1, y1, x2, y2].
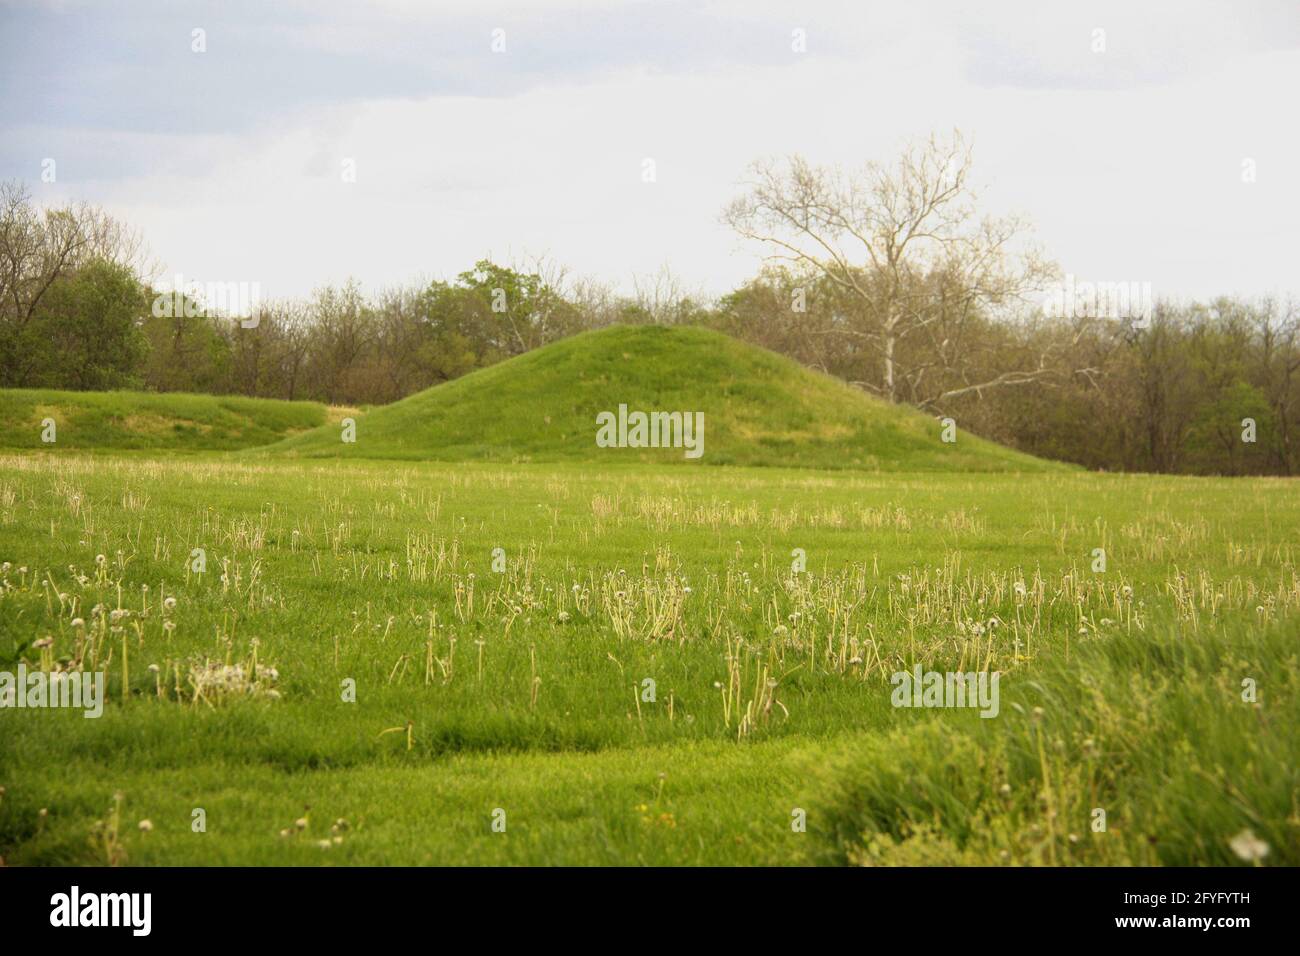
[267, 325, 1058, 471]
[0, 388, 334, 452]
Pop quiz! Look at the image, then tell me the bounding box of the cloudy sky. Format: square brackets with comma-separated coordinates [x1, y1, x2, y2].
[2, 0, 1297, 303]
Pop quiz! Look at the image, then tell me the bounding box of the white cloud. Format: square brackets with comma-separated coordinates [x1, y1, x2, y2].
[7, 0, 1300, 302]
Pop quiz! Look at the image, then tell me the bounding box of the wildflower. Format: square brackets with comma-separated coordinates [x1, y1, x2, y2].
[1228, 829, 1269, 862]
[557, 611, 571, 623]
[33, 636, 54, 649]
[71, 618, 84, 629]
[138, 820, 153, 832]
[163, 597, 177, 611]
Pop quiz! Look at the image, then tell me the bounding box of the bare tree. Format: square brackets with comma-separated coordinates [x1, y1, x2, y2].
[723, 132, 1061, 406]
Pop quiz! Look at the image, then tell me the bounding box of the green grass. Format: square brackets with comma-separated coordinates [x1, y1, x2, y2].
[0, 454, 1294, 865]
[265, 325, 1061, 471]
[0, 388, 334, 452]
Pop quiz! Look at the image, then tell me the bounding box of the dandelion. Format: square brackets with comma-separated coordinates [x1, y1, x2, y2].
[163, 597, 177, 611]
[138, 819, 153, 832]
[1228, 829, 1269, 863]
[557, 611, 571, 623]
[33, 636, 53, 649]
[71, 618, 84, 628]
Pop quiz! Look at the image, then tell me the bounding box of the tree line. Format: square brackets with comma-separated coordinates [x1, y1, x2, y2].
[3, 147, 1297, 476]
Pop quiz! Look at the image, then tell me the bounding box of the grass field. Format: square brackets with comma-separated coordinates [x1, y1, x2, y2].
[1, 452, 1295, 865]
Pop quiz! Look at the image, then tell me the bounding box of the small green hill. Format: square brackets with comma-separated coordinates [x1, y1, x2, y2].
[266, 325, 1060, 471]
[0, 388, 335, 452]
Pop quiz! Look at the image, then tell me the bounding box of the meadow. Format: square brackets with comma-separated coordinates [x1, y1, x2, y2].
[1, 451, 1295, 865]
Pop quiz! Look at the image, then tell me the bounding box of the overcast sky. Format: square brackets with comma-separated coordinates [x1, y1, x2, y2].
[2, 0, 1297, 304]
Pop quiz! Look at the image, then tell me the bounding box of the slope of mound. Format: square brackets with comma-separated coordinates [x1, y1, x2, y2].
[265, 326, 1059, 471]
[0, 388, 335, 452]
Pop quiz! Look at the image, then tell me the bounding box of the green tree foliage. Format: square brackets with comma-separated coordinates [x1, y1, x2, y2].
[27, 259, 149, 389]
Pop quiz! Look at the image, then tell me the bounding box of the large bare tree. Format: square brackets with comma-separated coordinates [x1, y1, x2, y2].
[723, 132, 1064, 407]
